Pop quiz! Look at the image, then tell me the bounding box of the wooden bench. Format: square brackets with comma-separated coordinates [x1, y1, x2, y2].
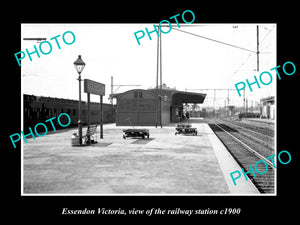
[83, 125, 98, 144]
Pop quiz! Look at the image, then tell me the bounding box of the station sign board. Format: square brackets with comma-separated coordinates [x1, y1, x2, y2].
[84, 79, 105, 96]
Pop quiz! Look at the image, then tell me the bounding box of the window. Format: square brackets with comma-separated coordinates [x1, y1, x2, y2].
[139, 92, 143, 98]
[134, 91, 143, 99]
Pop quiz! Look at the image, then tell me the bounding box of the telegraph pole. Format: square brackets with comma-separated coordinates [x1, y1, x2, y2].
[109, 76, 141, 104]
[256, 25, 259, 72]
[156, 25, 160, 90]
[159, 28, 163, 128]
[243, 89, 246, 112]
[110, 76, 113, 104]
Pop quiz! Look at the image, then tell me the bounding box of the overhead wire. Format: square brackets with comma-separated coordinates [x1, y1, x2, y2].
[171, 26, 257, 88]
[260, 25, 275, 44]
[169, 25, 275, 94]
[172, 27, 257, 53]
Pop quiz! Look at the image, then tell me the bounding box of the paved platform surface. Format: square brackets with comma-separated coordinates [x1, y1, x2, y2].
[23, 118, 259, 195]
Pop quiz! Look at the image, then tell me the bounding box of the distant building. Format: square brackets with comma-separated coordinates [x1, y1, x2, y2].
[111, 87, 206, 126]
[260, 96, 275, 119]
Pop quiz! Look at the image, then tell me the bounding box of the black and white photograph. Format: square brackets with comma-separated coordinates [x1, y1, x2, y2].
[20, 23, 277, 195]
[5, 4, 298, 221]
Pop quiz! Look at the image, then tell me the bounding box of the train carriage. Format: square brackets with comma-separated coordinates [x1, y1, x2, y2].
[23, 94, 115, 130]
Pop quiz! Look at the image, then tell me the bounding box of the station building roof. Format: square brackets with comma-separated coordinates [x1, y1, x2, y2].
[260, 96, 274, 104]
[110, 88, 206, 105]
[171, 91, 206, 105]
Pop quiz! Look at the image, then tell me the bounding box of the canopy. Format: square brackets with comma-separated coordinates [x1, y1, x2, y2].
[172, 91, 206, 105]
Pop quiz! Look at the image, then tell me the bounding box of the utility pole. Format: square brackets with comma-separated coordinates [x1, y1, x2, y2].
[243, 89, 246, 113]
[227, 89, 230, 106]
[159, 28, 163, 128]
[110, 76, 141, 104]
[155, 27, 163, 128]
[156, 29, 159, 128]
[256, 25, 259, 72]
[110, 76, 113, 104]
[159, 28, 162, 90]
[213, 89, 216, 109]
[156, 26, 160, 90]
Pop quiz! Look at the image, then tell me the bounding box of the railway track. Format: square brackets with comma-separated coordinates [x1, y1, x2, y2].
[217, 118, 274, 150]
[221, 118, 274, 138]
[207, 119, 275, 194]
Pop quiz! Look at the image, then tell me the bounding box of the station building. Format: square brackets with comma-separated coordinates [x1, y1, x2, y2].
[260, 96, 275, 119]
[111, 85, 206, 126]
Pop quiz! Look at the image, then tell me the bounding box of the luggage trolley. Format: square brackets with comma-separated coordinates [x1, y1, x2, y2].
[175, 124, 197, 136]
[122, 118, 150, 139]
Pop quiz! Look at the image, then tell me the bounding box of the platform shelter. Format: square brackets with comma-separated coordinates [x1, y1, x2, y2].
[111, 88, 206, 126]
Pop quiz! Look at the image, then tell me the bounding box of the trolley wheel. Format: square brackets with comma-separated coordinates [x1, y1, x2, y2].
[141, 135, 145, 139]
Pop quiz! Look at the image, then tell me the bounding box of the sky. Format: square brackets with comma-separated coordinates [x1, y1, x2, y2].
[21, 23, 276, 107]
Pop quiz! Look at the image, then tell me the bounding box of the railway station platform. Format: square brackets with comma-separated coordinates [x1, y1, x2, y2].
[23, 118, 259, 195]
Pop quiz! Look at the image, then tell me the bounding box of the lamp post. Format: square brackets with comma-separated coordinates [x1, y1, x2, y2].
[74, 55, 86, 145]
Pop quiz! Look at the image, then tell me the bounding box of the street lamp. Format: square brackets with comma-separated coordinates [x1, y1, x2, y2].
[74, 55, 86, 145]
